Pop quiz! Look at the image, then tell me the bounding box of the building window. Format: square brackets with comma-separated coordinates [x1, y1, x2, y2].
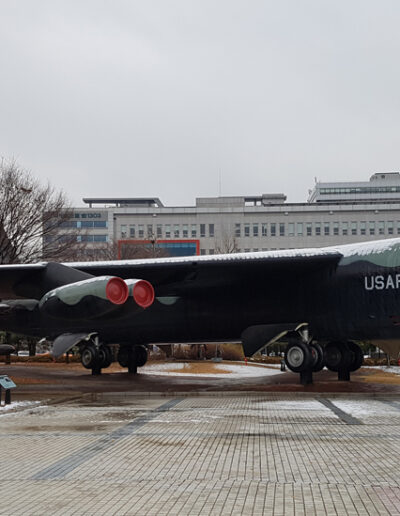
[183, 224, 188, 238]
[324, 223, 330, 236]
[191, 224, 197, 238]
[262, 223, 267, 237]
[200, 224, 206, 237]
[297, 223, 303, 236]
[342, 222, 348, 236]
[397, 221, 400, 235]
[80, 234, 108, 243]
[129, 225, 136, 238]
[306, 223, 312, 236]
[369, 221, 375, 235]
[121, 225, 127, 238]
[315, 223, 321, 236]
[174, 224, 180, 238]
[388, 221, 394, 235]
[333, 222, 339, 236]
[200, 249, 206, 255]
[94, 235, 108, 242]
[288, 223, 294, 236]
[279, 223, 285, 236]
[209, 249, 215, 255]
[138, 224, 144, 238]
[253, 248, 259, 252]
[165, 224, 171, 238]
[156, 224, 162, 238]
[360, 221, 366, 235]
[209, 224, 215, 237]
[270, 223, 276, 237]
[244, 223, 250, 237]
[60, 221, 79, 228]
[147, 224, 154, 238]
[351, 222, 357, 235]
[235, 223, 241, 238]
[253, 224, 259, 237]
[379, 221, 385, 235]
[81, 221, 95, 228]
[94, 221, 107, 228]
[244, 248, 250, 253]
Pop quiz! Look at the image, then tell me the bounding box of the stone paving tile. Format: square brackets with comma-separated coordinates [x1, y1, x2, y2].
[0, 395, 399, 515]
[1, 480, 393, 515]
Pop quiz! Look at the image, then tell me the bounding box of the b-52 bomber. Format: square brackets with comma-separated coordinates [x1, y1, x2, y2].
[1, 238, 400, 385]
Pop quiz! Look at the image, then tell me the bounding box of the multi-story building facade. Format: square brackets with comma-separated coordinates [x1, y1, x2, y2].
[57, 173, 400, 258]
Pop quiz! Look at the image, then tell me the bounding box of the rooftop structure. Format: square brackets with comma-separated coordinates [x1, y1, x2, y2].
[196, 194, 287, 208]
[308, 173, 400, 203]
[83, 198, 164, 208]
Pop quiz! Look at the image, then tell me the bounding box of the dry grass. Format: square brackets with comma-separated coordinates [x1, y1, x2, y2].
[357, 368, 400, 385]
[167, 362, 231, 375]
[7, 377, 56, 385]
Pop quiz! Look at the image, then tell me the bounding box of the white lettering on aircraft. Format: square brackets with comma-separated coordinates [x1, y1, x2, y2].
[364, 274, 400, 290]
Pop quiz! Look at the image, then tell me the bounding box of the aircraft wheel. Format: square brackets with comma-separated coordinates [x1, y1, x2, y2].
[285, 340, 313, 372]
[98, 345, 113, 369]
[117, 346, 131, 368]
[81, 343, 99, 369]
[310, 342, 325, 372]
[347, 341, 363, 372]
[135, 345, 148, 367]
[324, 341, 352, 372]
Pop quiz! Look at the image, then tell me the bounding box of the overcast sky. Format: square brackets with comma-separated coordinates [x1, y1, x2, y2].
[1, 1, 400, 206]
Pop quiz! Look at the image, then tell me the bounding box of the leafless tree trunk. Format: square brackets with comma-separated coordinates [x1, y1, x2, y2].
[214, 231, 239, 254]
[0, 159, 73, 264]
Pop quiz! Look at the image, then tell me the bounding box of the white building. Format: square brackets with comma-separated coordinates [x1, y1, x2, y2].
[56, 173, 400, 258]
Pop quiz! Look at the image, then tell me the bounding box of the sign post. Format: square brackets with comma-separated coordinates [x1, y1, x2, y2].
[0, 376, 16, 405]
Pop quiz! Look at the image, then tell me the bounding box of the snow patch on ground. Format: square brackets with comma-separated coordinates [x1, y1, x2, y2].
[0, 400, 42, 415]
[331, 399, 399, 417]
[141, 362, 282, 378]
[367, 365, 400, 375]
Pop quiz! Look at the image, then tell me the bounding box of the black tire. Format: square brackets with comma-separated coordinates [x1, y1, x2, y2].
[324, 341, 352, 372]
[117, 346, 131, 368]
[310, 342, 325, 372]
[134, 345, 148, 367]
[98, 345, 113, 368]
[81, 343, 99, 369]
[285, 340, 313, 372]
[347, 341, 363, 372]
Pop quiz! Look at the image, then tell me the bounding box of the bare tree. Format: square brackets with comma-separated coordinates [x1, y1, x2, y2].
[214, 231, 239, 254]
[0, 159, 72, 264]
[66, 238, 170, 262]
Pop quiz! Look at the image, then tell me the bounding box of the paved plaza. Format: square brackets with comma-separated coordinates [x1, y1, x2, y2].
[1, 393, 400, 515]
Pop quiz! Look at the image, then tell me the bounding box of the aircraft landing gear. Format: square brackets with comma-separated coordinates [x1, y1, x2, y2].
[117, 345, 148, 374]
[284, 326, 363, 384]
[80, 338, 113, 375]
[285, 340, 313, 385]
[325, 341, 363, 381]
[284, 327, 323, 385]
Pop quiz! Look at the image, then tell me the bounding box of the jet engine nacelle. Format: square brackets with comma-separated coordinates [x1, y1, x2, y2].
[39, 276, 154, 319]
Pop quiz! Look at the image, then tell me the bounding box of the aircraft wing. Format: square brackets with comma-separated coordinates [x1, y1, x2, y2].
[0, 248, 343, 300]
[0, 262, 93, 299]
[70, 248, 343, 294]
